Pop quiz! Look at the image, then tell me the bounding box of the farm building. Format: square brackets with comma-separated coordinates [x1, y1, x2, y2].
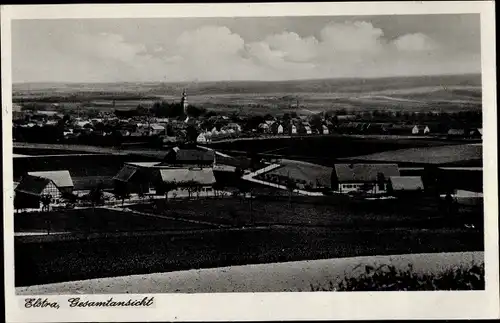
[113, 163, 154, 195]
[321, 125, 329, 135]
[153, 168, 216, 198]
[14, 175, 64, 209]
[387, 176, 424, 195]
[27, 170, 74, 194]
[332, 163, 400, 194]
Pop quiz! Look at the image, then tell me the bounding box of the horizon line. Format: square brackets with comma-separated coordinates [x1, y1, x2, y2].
[12, 72, 481, 86]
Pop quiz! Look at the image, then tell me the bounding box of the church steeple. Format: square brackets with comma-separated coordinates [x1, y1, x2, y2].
[181, 89, 188, 114]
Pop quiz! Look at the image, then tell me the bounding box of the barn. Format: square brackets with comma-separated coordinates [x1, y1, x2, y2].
[14, 175, 63, 210]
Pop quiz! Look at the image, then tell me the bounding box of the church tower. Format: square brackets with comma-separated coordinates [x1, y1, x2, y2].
[181, 89, 188, 115]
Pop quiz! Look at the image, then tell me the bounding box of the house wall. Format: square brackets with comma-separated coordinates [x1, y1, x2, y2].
[165, 185, 214, 198]
[41, 181, 62, 203]
[336, 182, 388, 194]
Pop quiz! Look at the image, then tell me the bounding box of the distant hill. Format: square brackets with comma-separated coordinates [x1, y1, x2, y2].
[13, 74, 482, 113]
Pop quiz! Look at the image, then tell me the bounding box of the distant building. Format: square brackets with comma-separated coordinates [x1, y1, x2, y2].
[387, 176, 424, 195]
[336, 115, 357, 122]
[388, 125, 415, 135]
[332, 163, 400, 194]
[447, 128, 466, 138]
[149, 124, 165, 135]
[258, 123, 270, 133]
[181, 89, 188, 115]
[469, 128, 483, 139]
[322, 125, 329, 135]
[196, 133, 209, 144]
[227, 123, 242, 132]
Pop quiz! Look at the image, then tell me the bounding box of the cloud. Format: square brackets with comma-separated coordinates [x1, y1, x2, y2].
[69, 32, 148, 63]
[12, 20, 479, 83]
[392, 33, 439, 51]
[319, 21, 386, 54]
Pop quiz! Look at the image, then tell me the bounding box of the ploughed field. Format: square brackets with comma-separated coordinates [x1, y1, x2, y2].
[14, 208, 211, 234]
[16, 225, 483, 287]
[130, 195, 483, 229]
[15, 196, 483, 287]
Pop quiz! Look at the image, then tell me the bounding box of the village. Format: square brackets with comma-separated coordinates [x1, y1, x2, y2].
[12, 90, 483, 149]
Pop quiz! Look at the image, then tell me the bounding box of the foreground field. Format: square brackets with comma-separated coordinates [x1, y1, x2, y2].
[16, 251, 483, 294]
[15, 225, 483, 287]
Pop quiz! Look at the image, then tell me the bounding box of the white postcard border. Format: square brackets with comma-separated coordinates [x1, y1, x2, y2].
[2, 1, 498, 321]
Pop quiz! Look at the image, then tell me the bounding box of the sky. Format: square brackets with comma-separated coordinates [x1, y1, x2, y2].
[12, 14, 481, 83]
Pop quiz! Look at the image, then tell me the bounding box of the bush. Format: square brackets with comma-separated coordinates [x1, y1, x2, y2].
[310, 263, 484, 291]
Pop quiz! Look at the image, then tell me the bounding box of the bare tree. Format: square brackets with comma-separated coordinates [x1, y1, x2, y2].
[40, 194, 52, 212]
[286, 177, 297, 207]
[163, 180, 178, 203]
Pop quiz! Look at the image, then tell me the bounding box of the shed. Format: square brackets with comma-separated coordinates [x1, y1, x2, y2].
[388, 176, 424, 193]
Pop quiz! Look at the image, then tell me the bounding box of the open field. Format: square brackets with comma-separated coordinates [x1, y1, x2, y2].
[340, 143, 482, 165]
[13, 74, 481, 114]
[208, 136, 467, 166]
[15, 225, 483, 287]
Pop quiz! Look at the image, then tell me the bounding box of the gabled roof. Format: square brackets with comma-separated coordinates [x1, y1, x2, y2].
[389, 176, 424, 191]
[448, 129, 466, 135]
[27, 170, 74, 188]
[334, 164, 400, 182]
[158, 168, 216, 185]
[15, 176, 52, 196]
[113, 165, 138, 182]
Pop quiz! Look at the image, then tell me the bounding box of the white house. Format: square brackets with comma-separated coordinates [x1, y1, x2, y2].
[322, 125, 329, 135]
[277, 124, 284, 134]
[290, 124, 297, 135]
[305, 126, 312, 135]
[258, 123, 270, 133]
[332, 164, 400, 194]
[411, 125, 420, 135]
[197, 133, 209, 144]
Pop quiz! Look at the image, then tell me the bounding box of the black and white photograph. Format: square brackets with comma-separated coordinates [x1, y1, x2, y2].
[2, 2, 498, 321]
